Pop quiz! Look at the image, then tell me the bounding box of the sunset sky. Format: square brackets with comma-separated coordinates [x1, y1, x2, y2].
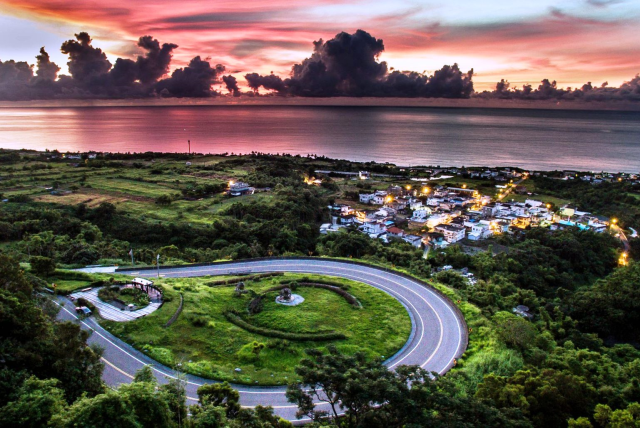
[1, 0, 639, 92]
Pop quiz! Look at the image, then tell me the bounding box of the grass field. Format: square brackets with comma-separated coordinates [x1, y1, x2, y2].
[100, 273, 411, 385]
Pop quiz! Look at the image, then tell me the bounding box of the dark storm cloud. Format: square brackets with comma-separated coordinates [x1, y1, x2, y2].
[135, 36, 178, 84]
[0, 59, 33, 100]
[35, 47, 60, 81]
[479, 75, 640, 101]
[245, 72, 286, 92]
[0, 28, 638, 102]
[155, 56, 225, 97]
[0, 32, 224, 99]
[245, 29, 474, 98]
[108, 36, 178, 88]
[60, 32, 112, 83]
[222, 75, 240, 96]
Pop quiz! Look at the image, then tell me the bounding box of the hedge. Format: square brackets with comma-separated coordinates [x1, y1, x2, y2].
[280, 277, 348, 289]
[164, 293, 184, 328]
[205, 272, 283, 287]
[223, 311, 346, 341]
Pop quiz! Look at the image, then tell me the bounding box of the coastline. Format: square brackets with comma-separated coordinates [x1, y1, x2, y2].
[1, 96, 640, 111]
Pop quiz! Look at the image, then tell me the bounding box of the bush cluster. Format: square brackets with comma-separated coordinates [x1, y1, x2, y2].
[205, 272, 282, 287]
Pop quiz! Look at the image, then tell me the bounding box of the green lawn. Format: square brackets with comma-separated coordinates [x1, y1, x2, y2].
[101, 273, 411, 385]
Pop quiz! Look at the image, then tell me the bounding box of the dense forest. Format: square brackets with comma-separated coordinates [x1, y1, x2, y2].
[1, 151, 639, 427]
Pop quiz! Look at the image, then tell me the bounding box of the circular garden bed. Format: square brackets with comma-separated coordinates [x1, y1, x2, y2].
[101, 273, 411, 385]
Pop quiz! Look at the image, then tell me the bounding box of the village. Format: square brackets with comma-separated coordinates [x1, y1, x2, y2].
[316, 168, 628, 253]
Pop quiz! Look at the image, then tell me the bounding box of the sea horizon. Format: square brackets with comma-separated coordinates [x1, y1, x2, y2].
[1, 105, 639, 173]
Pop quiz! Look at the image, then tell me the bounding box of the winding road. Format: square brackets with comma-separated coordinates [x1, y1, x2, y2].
[56, 258, 467, 423]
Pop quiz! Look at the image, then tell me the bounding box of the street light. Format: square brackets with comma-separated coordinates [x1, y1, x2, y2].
[156, 254, 160, 278]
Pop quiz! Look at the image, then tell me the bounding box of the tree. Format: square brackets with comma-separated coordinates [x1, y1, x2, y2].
[286, 346, 528, 428]
[493, 311, 538, 351]
[160, 377, 187, 427]
[435, 270, 468, 289]
[50, 389, 140, 428]
[196, 382, 241, 418]
[572, 263, 640, 342]
[30, 255, 56, 278]
[0, 377, 67, 428]
[0, 254, 33, 296]
[476, 368, 596, 428]
[50, 381, 174, 428]
[133, 365, 155, 383]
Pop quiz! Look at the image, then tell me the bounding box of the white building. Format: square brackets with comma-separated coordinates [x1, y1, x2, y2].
[466, 221, 494, 241]
[402, 234, 423, 248]
[372, 192, 388, 205]
[411, 206, 432, 222]
[425, 213, 451, 228]
[409, 199, 423, 210]
[359, 193, 374, 204]
[320, 223, 343, 234]
[434, 224, 466, 243]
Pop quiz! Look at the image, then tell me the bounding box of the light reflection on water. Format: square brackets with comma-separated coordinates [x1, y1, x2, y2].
[0, 106, 639, 172]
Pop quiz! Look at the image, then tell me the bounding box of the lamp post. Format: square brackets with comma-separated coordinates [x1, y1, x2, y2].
[156, 254, 160, 278]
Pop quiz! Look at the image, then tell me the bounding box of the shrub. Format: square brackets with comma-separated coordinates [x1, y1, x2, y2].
[155, 194, 173, 205]
[76, 297, 95, 311]
[189, 315, 208, 327]
[30, 256, 56, 278]
[97, 286, 119, 302]
[248, 296, 264, 315]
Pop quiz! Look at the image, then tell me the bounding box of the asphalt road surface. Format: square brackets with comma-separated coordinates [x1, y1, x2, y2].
[56, 258, 467, 423]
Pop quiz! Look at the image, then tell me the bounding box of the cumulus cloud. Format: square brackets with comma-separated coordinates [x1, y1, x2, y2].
[35, 48, 60, 81]
[60, 32, 112, 83]
[0, 32, 225, 99]
[222, 75, 240, 96]
[135, 36, 178, 84]
[155, 56, 225, 97]
[245, 72, 286, 92]
[0, 59, 34, 100]
[479, 75, 640, 101]
[0, 28, 638, 102]
[244, 29, 474, 98]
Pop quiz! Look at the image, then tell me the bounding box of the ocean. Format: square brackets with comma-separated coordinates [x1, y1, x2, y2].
[1, 105, 639, 172]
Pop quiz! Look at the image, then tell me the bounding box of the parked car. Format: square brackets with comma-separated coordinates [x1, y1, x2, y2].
[75, 306, 92, 316]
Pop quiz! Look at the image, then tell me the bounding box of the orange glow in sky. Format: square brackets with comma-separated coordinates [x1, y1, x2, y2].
[0, 0, 639, 92]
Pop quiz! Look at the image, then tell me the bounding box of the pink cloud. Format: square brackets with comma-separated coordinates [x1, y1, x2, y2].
[1, 1, 639, 89]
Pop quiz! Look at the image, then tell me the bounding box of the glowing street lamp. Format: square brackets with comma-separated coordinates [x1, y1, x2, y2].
[619, 252, 628, 266]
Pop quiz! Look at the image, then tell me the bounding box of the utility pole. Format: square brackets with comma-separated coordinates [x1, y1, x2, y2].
[156, 254, 160, 278]
[188, 139, 190, 154]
